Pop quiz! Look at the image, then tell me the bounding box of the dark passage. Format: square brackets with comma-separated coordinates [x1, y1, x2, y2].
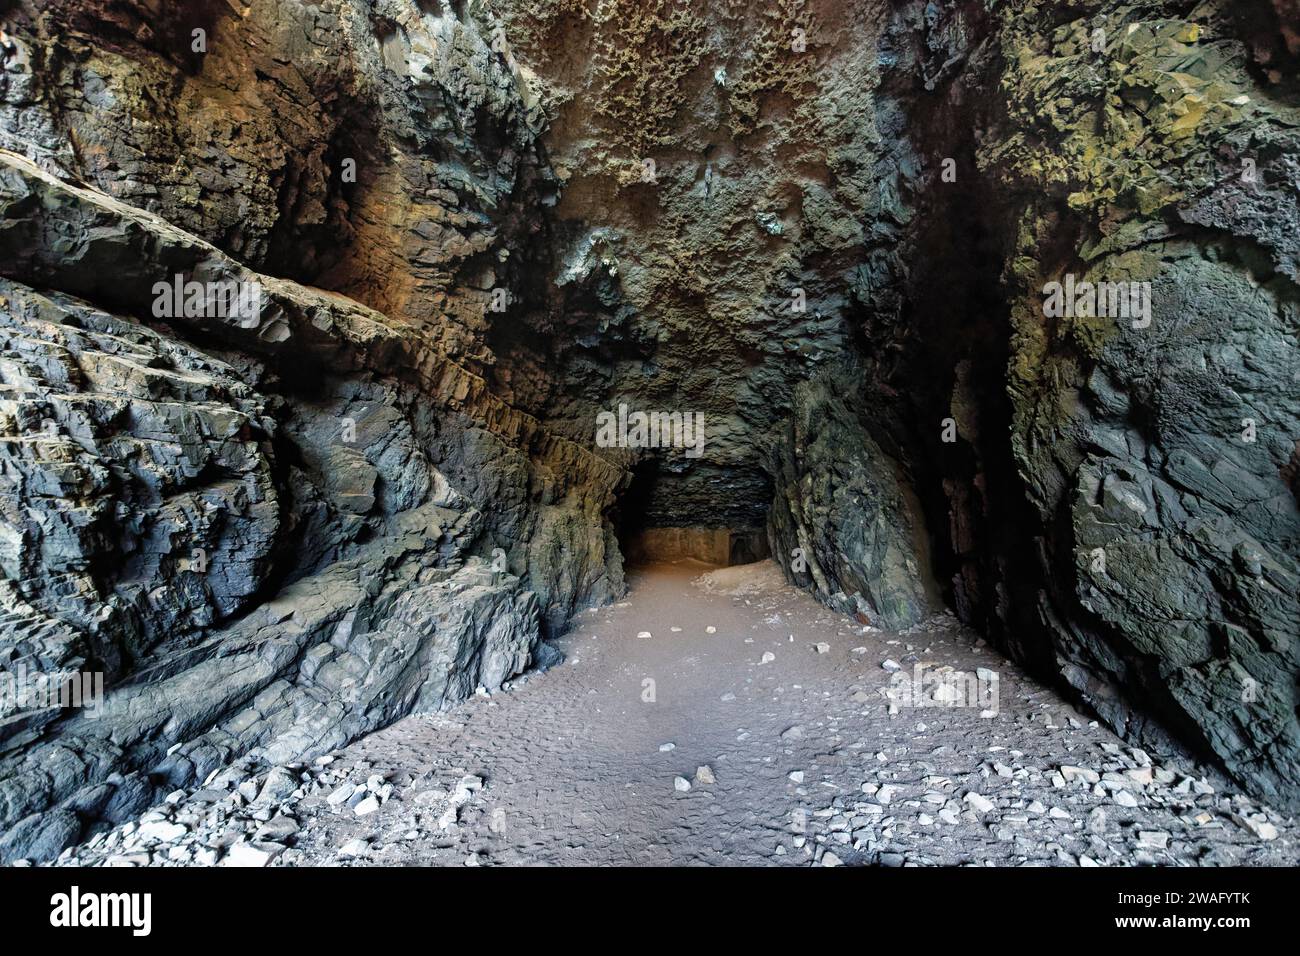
[614, 459, 770, 567]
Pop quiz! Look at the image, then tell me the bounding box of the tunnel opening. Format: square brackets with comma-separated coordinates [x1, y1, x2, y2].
[612, 458, 772, 569]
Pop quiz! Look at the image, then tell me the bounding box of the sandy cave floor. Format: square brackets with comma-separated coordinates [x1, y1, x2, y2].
[54, 560, 1298, 867]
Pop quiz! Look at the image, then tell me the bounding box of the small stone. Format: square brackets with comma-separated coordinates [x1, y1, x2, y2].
[254, 815, 300, 843]
[1243, 817, 1278, 841]
[137, 821, 187, 843]
[659, 743, 676, 752]
[354, 795, 381, 816]
[447, 775, 483, 802]
[1125, 767, 1154, 786]
[788, 771, 805, 783]
[674, 776, 692, 793]
[705, 626, 717, 634]
[1059, 766, 1100, 785]
[636, 631, 652, 639]
[964, 792, 995, 814]
[222, 842, 283, 868]
[1113, 790, 1139, 808]
[821, 851, 843, 867]
[327, 783, 358, 807]
[813, 643, 830, 654]
[1137, 830, 1169, 849]
[255, 767, 299, 805]
[881, 659, 902, 672]
[694, 765, 716, 785]
[760, 652, 775, 664]
[338, 838, 370, 859]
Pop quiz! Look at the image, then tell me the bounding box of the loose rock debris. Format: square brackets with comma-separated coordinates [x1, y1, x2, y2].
[45, 562, 1297, 867]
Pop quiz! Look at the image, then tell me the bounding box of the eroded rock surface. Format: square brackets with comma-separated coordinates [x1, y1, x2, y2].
[0, 0, 624, 862]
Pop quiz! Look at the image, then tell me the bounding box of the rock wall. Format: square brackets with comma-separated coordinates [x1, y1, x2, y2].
[985, 0, 1300, 808]
[0, 0, 628, 862]
[868, 0, 1300, 807]
[765, 360, 938, 629]
[0, 154, 551, 860]
[0, 0, 629, 611]
[489, 0, 895, 532]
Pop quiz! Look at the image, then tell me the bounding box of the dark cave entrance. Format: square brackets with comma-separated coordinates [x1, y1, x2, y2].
[612, 459, 658, 562]
[612, 458, 772, 569]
